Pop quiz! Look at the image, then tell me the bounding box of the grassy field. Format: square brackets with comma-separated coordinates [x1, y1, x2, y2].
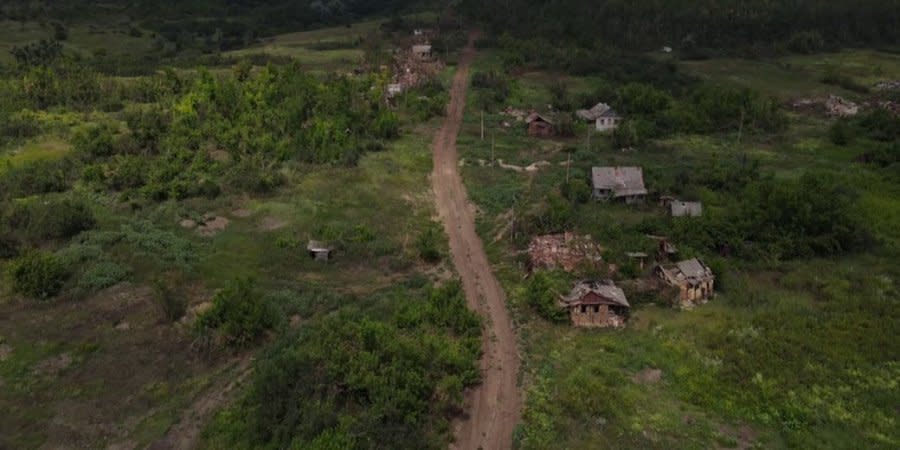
[459, 47, 900, 449]
[680, 49, 900, 100]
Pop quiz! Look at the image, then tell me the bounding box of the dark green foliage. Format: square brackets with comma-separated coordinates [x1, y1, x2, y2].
[560, 179, 591, 204]
[462, 0, 900, 51]
[617, 83, 671, 115]
[196, 278, 278, 348]
[225, 154, 284, 195]
[153, 275, 187, 322]
[525, 272, 568, 323]
[785, 31, 826, 54]
[73, 123, 117, 160]
[670, 172, 867, 259]
[415, 224, 443, 263]
[78, 260, 130, 291]
[0, 158, 72, 199]
[856, 108, 900, 142]
[472, 69, 513, 111]
[10, 39, 63, 67]
[0, 110, 42, 140]
[829, 120, 854, 146]
[210, 283, 480, 449]
[6, 197, 96, 243]
[124, 104, 170, 154]
[7, 250, 68, 299]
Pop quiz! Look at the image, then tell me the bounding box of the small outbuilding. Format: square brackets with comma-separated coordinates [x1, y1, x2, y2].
[386, 83, 403, 98]
[591, 166, 648, 203]
[412, 44, 433, 60]
[525, 112, 555, 137]
[670, 200, 703, 217]
[561, 280, 630, 328]
[307, 240, 333, 262]
[656, 258, 715, 308]
[576, 102, 622, 132]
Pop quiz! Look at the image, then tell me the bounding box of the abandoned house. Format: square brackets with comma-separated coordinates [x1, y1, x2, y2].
[307, 240, 333, 262]
[626, 252, 649, 270]
[527, 232, 603, 272]
[525, 112, 555, 137]
[412, 44, 433, 60]
[576, 102, 622, 132]
[591, 166, 648, 203]
[670, 200, 703, 217]
[655, 258, 715, 308]
[560, 280, 630, 328]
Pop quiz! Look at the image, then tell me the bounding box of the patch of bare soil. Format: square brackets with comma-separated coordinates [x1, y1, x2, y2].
[230, 208, 252, 218]
[178, 219, 197, 229]
[433, 34, 521, 450]
[258, 216, 288, 231]
[632, 368, 663, 384]
[196, 216, 230, 237]
[33, 353, 73, 376]
[718, 424, 758, 450]
[208, 149, 231, 163]
[149, 357, 253, 450]
[0, 282, 216, 449]
[0, 343, 12, 361]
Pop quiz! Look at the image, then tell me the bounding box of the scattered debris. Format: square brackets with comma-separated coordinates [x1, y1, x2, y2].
[179, 219, 197, 229]
[307, 240, 334, 262]
[411, 44, 433, 60]
[528, 232, 603, 272]
[386, 83, 403, 98]
[825, 95, 859, 117]
[560, 280, 630, 328]
[661, 46, 673, 53]
[196, 215, 230, 237]
[230, 208, 252, 218]
[592, 166, 648, 203]
[655, 258, 715, 308]
[874, 80, 900, 91]
[114, 321, 131, 331]
[632, 368, 663, 384]
[500, 107, 528, 121]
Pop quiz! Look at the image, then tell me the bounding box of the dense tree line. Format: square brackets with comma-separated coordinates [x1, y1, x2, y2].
[463, 0, 900, 52]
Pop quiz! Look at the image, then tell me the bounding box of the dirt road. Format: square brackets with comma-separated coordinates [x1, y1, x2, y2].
[433, 37, 522, 450]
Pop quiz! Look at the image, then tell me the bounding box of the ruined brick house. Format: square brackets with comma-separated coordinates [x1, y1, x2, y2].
[527, 233, 603, 272]
[412, 44, 433, 60]
[525, 112, 555, 137]
[307, 240, 333, 262]
[560, 280, 630, 328]
[655, 258, 715, 308]
[591, 166, 647, 203]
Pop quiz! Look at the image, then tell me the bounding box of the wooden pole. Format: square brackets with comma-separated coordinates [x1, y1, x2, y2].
[481, 111, 485, 140]
[737, 108, 745, 144]
[491, 131, 495, 169]
[566, 151, 571, 184]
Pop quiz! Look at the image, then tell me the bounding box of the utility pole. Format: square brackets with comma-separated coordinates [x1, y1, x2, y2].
[481, 111, 485, 140]
[491, 131, 495, 169]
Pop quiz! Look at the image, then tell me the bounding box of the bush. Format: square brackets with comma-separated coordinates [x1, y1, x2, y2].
[196, 278, 277, 347]
[525, 272, 568, 322]
[786, 31, 825, 54]
[78, 261, 130, 291]
[0, 110, 42, 140]
[0, 159, 71, 199]
[415, 224, 443, 263]
[73, 123, 117, 160]
[16, 198, 96, 242]
[8, 250, 68, 299]
[560, 179, 591, 204]
[153, 275, 187, 322]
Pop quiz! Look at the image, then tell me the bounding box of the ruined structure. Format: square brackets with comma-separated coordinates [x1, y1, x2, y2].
[670, 200, 703, 217]
[656, 258, 715, 308]
[576, 101, 622, 132]
[561, 280, 630, 328]
[307, 240, 333, 262]
[591, 166, 647, 203]
[527, 233, 603, 272]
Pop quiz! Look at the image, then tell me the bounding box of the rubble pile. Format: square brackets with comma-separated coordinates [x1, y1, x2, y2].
[528, 233, 603, 272]
[825, 95, 860, 117]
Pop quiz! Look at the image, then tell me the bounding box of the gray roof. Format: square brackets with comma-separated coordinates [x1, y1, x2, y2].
[562, 281, 630, 308]
[525, 112, 554, 125]
[658, 258, 714, 284]
[592, 166, 648, 197]
[576, 102, 620, 121]
[412, 44, 432, 53]
[670, 201, 703, 217]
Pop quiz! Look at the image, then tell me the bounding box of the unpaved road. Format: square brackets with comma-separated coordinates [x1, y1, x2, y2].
[433, 37, 522, 450]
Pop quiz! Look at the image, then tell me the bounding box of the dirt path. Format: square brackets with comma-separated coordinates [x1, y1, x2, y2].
[147, 357, 253, 450]
[433, 36, 522, 450]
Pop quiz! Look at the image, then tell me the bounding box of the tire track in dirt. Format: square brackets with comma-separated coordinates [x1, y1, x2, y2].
[433, 35, 521, 450]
